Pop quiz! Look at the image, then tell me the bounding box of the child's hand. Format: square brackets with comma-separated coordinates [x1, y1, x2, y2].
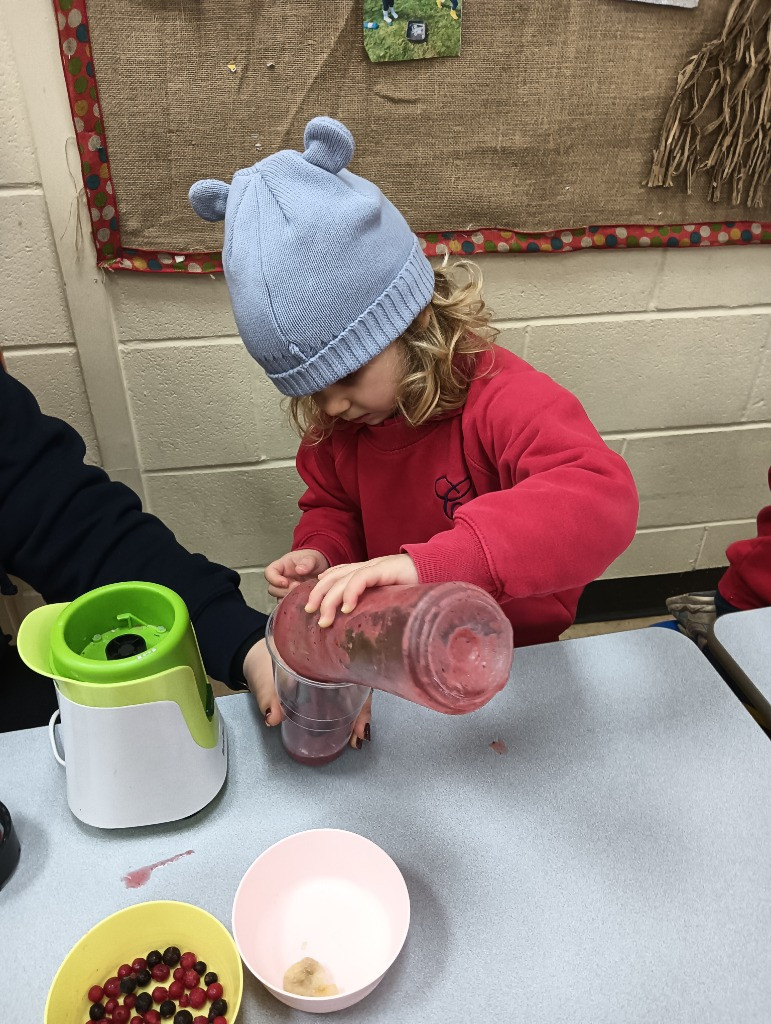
[305, 553, 419, 627]
[242, 638, 283, 726]
[265, 548, 330, 599]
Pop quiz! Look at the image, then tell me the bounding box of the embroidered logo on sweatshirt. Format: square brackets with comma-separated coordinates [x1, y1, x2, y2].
[435, 475, 472, 520]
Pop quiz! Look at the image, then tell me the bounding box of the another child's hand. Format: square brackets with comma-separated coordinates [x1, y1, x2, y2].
[242, 637, 283, 726]
[265, 548, 330, 599]
[305, 553, 419, 627]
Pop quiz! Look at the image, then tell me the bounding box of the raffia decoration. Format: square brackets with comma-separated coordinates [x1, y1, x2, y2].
[648, 0, 771, 207]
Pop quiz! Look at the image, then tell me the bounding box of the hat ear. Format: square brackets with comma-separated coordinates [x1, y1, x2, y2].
[303, 117, 354, 175]
[189, 179, 230, 222]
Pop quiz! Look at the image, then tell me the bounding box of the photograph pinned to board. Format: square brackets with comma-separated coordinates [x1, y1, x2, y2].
[364, 0, 462, 63]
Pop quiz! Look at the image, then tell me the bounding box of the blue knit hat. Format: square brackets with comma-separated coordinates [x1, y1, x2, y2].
[189, 117, 436, 397]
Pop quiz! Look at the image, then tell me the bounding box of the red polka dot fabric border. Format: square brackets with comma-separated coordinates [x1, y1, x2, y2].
[54, 0, 771, 273]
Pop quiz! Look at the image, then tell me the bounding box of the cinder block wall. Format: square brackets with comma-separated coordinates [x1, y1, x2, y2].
[3, 0, 769, 625]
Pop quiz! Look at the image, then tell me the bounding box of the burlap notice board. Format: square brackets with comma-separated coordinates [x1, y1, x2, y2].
[58, 0, 770, 267]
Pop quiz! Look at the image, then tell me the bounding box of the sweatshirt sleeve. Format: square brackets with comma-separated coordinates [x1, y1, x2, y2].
[718, 466, 771, 610]
[293, 435, 367, 566]
[0, 368, 266, 688]
[403, 368, 639, 600]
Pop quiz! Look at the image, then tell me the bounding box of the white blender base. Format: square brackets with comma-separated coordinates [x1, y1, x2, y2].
[51, 691, 228, 829]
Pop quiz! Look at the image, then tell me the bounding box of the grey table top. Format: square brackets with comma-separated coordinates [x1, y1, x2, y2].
[711, 607, 771, 720]
[2, 627, 770, 1024]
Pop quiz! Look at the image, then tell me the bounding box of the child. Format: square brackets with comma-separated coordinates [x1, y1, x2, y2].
[190, 116, 639, 744]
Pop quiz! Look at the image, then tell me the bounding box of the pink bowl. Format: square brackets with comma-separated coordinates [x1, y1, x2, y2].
[232, 829, 410, 1013]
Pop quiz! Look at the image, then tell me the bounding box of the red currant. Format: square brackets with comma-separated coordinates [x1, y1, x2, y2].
[144, 1011, 162, 1024]
[182, 970, 199, 989]
[113, 1008, 130, 1024]
[118, 964, 133, 979]
[168, 981, 184, 1000]
[188, 987, 206, 1010]
[88, 985, 104, 1003]
[124, 993, 137, 1009]
[130, 1017, 144, 1024]
[132, 958, 147, 973]
[173, 967, 185, 983]
[205, 983, 223, 1002]
[151, 986, 169, 1004]
[105, 999, 118, 1014]
[193, 1018, 208, 1024]
[178, 994, 189, 1008]
[179, 952, 197, 970]
[151, 963, 170, 982]
[104, 977, 121, 998]
[212, 1018, 227, 1024]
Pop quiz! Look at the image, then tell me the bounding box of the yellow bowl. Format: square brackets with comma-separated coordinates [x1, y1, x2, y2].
[45, 900, 243, 1024]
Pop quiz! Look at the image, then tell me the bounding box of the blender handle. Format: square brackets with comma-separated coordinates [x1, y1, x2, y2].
[48, 709, 66, 767]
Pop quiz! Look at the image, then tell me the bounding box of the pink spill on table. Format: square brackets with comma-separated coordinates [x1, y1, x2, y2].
[489, 739, 508, 755]
[122, 849, 194, 889]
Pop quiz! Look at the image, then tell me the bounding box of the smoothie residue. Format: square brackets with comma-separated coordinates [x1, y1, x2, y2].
[283, 956, 340, 997]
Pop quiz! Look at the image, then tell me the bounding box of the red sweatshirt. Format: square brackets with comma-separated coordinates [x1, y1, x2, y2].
[719, 466, 771, 610]
[292, 346, 639, 645]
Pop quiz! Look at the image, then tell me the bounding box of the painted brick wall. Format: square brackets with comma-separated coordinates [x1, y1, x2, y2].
[3, 0, 769, 624]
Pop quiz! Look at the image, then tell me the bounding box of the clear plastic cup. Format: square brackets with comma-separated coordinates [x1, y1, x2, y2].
[266, 611, 370, 766]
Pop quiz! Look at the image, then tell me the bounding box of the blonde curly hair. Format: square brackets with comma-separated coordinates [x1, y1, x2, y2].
[288, 260, 497, 440]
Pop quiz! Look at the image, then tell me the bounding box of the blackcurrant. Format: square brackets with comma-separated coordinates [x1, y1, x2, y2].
[160, 999, 176, 1018]
[146, 949, 163, 967]
[203, 973, 218, 986]
[136, 968, 152, 987]
[134, 991, 153, 1014]
[89, 1004, 106, 1021]
[209, 998, 227, 1017]
[174, 1012, 194, 1024]
[162, 945, 181, 966]
[193, 961, 207, 975]
[120, 975, 137, 994]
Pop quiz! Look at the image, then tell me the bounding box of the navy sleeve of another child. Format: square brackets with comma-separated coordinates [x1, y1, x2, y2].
[0, 368, 266, 687]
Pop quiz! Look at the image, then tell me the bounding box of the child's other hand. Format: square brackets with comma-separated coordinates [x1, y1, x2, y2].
[242, 638, 283, 726]
[265, 548, 330, 598]
[305, 554, 419, 628]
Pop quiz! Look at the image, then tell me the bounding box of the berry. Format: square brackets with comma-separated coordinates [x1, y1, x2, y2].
[173, 968, 185, 983]
[159, 1001, 176, 1019]
[211, 1018, 227, 1024]
[179, 995, 189, 1008]
[89, 1005, 106, 1021]
[105, 999, 119, 1014]
[118, 963, 134, 979]
[182, 970, 199, 989]
[146, 950, 163, 968]
[193, 1018, 208, 1024]
[205, 983, 222, 1002]
[162, 946, 181, 966]
[121, 976, 137, 995]
[193, 962, 206, 976]
[151, 963, 171, 982]
[136, 969, 152, 987]
[188, 987, 206, 1010]
[144, 1012, 161, 1024]
[104, 977, 121, 998]
[203, 973, 217, 987]
[152, 987, 169, 1004]
[131, 1018, 144, 1024]
[113, 1008, 130, 1024]
[174, 1012, 194, 1024]
[124, 994, 137, 1009]
[168, 981, 184, 999]
[132, 958, 147, 973]
[134, 992, 152, 1015]
[209, 999, 227, 1018]
[179, 952, 197, 970]
[88, 985, 104, 1003]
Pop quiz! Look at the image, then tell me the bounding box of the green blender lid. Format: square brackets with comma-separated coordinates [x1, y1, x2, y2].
[49, 581, 193, 684]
